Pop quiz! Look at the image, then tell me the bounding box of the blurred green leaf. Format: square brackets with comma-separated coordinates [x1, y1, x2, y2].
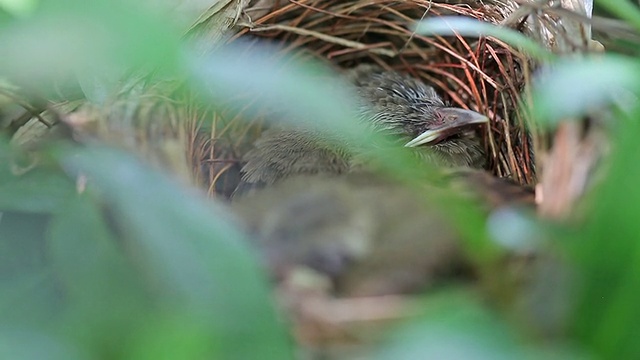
[596, 0, 640, 32]
[531, 55, 640, 126]
[415, 16, 555, 62]
[180, 0, 245, 35]
[0, 0, 182, 96]
[188, 42, 367, 141]
[0, 0, 37, 18]
[0, 170, 76, 212]
[0, 329, 83, 360]
[49, 195, 150, 331]
[48, 194, 158, 359]
[0, 264, 61, 328]
[49, 194, 141, 305]
[377, 290, 583, 360]
[126, 315, 222, 360]
[570, 105, 640, 359]
[0, 213, 49, 278]
[0, 212, 63, 328]
[58, 145, 291, 359]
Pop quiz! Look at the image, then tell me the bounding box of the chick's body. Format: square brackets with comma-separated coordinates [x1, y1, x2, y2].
[237, 65, 487, 191]
[232, 174, 463, 296]
[239, 128, 350, 186]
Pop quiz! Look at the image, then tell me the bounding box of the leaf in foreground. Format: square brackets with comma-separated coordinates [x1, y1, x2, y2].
[58, 145, 291, 359]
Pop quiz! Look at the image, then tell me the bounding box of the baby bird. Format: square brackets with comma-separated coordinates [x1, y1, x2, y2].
[230, 65, 535, 297]
[236, 65, 488, 192]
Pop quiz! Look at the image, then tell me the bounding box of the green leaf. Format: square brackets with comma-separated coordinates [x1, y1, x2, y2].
[531, 55, 640, 127]
[48, 194, 155, 358]
[0, 266, 61, 328]
[58, 145, 291, 359]
[377, 290, 583, 360]
[0, 0, 37, 18]
[0, 329, 83, 360]
[570, 107, 640, 359]
[125, 315, 223, 360]
[48, 193, 147, 312]
[0, 0, 182, 96]
[414, 16, 554, 62]
[596, 0, 640, 33]
[188, 43, 368, 141]
[0, 170, 76, 212]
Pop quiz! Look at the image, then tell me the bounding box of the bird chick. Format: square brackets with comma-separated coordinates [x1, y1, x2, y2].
[230, 66, 536, 297]
[232, 173, 465, 296]
[237, 65, 489, 191]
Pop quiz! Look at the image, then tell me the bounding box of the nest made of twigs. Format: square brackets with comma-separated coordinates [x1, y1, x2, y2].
[192, 0, 541, 197]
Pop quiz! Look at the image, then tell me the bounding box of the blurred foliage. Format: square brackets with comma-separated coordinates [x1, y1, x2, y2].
[0, 140, 291, 359]
[531, 56, 640, 126]
[0, 0, 36, 17]
[569, 105, 640, 359]
[2, 0, 640, 359]
[415, 17, 555, 62]
[595, 0, 640, 31]
[376, 289, 589, 360]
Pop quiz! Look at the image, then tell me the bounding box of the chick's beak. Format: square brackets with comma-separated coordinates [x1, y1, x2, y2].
[405, 108, 489, 147]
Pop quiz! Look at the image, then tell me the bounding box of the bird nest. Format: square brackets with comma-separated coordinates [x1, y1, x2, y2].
[193, 0, 541, 196]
